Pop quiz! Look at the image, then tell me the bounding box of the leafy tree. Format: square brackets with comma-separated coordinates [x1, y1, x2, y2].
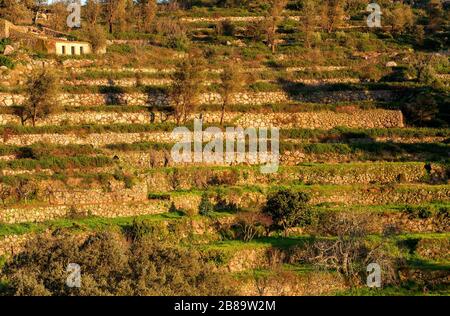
[298, 0, 319, 48]
[385, 3, 415, 34]
[135, 0, 157, 32]
[426, 0, 444, 32]
[85, 0, 101, 26]
[404, 92, 439, 126]
[0, 0, 33, 24]
[84, 24, 107, 53]
[20, 68, 59, 127]
[169, 51, 205, 124]
[218, 61, 244, 125]
[262, 189, 312, 236]
[320, 0, 345, 33]
[48, 1, 68, 32]
[103, 0, 130, 33]
[265, 0, 288, 53]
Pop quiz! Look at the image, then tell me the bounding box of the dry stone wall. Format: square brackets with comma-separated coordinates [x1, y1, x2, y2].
[0, 200, 168, 224]
[0, 131, 443, 147]
[0, 109, 404, 128]
[59, 77, 360, 87]
[109, 146, 434, 169]
[1, 185, 449, 224]
[0, 90, 397, 108]
[143, 163, 440, 192]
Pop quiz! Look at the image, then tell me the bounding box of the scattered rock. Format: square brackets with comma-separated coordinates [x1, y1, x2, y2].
[386, 61, 397, 67]
[3, 45, 14, 55]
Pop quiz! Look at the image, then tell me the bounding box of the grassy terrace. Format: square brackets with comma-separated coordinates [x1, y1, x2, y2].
[1, 81, 446, 95]
[0, 0, 449, 297]
[0, 211, 231, 238]
[0, 147, 448, 171]
[0, 156, 113, 171]
[66, 68, 362, 81]
[314, 202, 450, 214]
[332, 285, 450, 296]
[0, 124, 448, 138]
[0, 163, 446, 196]
[161, 183, 450, 201]
[104, 140, 450, 162]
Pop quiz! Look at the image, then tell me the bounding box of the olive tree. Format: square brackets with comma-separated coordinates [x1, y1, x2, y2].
[218, 62, 244, 125]
[170, 51, 205, 124]
[265, 0, 288, 53]
[262, 189, 313, 236]
[20, 69, 59, 127]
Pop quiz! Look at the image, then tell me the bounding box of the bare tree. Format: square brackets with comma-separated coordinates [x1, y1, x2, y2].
[234, 212, 273, 242]
[307, 212, 403, 286]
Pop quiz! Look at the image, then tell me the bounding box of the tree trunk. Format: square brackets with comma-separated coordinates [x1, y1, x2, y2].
[220, 98, 226, 126]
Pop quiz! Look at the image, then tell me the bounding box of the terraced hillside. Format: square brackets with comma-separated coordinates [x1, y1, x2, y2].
[0, 0, 449, 296]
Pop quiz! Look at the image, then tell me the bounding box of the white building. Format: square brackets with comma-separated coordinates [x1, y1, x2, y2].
[51, 40, 92, 55]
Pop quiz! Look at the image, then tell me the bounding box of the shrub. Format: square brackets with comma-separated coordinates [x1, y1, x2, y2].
[0, 39, 11, 53]
[262, 189, 312, 235]
[404, 206, 432, 219]
[198, 193, 214, 216]
[0, 56, 15, 69]
[217, 20, 235, 37]
[1, 230, 236, 295]
[233, 211, 272, 242]
[305, 212, 404, 286]
[84, 25, 107, 53]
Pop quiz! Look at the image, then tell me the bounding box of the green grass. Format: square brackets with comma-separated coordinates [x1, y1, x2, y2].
[0, 155, 113, 170]
[333, 284, 450, 296]
[0, 211, 235, 239]
[313, 202, 450, 214]
[0, 213, 183, 238]
[200, 236, 314, 252]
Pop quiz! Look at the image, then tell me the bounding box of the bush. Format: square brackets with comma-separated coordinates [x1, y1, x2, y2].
[1, 230, 236, 296]
[233, 211, 272, 242]
[84, 25, 107, 53]
[198, 193, 214, 216]
[404, 206, 432, 219]
[262, 189, 312, 235]
[0, 56, 15, 69]
[0, 39, 11, 53]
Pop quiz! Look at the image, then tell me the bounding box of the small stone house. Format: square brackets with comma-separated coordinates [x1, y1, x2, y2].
[1, 19, 93, 55]
[45, 39, 92, 55]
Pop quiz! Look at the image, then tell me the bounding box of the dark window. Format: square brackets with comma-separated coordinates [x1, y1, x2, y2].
[80, 46, 84, 54]
[71, 46, 75, 55]
[62, 46, 66, 54]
